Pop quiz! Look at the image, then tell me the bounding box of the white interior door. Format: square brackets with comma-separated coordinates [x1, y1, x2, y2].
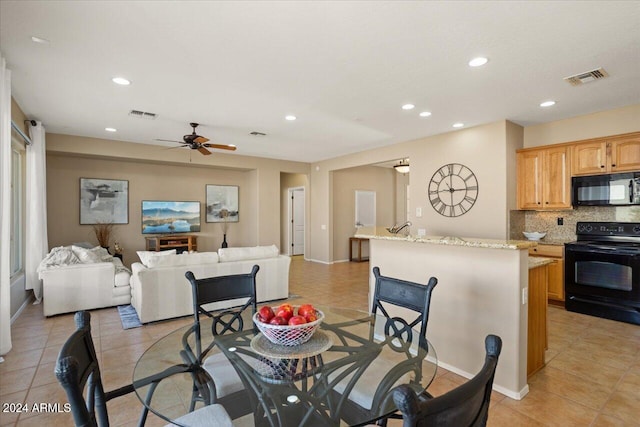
[291, 188, 305, 255]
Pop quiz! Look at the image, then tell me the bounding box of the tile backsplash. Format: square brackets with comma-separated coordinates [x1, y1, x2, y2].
[510, 206, 640, 243]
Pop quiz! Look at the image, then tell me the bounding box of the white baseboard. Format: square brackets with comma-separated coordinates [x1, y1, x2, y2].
[435, 359, 529, 400]
[333, 259, 349, 263]
[11, 292, 34, 324]
[304, 258, 334, 265]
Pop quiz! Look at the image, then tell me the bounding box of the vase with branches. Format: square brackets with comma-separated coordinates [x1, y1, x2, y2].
[219, 209, 230, 248]
[92, 222, 114, 250]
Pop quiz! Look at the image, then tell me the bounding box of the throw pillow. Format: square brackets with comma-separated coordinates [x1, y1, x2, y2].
[137, 249, 177, 267]
[71, 245, 102, 264]
[218, 245, 279, 263]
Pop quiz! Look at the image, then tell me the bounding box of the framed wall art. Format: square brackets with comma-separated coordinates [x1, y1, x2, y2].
[206, 185, 239, 223]
[80, 178, 129, 224]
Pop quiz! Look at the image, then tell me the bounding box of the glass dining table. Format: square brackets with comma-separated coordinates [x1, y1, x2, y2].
[133, 305, 437, 426]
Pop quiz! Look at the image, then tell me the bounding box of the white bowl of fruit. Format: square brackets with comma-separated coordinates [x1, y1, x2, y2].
[253, 303, 324, 346]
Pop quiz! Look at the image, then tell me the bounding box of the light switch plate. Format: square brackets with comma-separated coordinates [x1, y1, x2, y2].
[416, 207, 422, 217]
[522, 288, 528, 305]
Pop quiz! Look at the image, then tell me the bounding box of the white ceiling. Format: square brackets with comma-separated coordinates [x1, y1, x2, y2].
[1, 1, 639, 163]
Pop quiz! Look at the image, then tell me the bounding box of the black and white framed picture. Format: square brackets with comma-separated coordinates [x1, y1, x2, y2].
[206, 185, 239, 223]
[80, 178, 129, 224]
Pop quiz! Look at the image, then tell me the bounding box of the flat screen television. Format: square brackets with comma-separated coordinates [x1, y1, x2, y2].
[141, 200, 201, 234]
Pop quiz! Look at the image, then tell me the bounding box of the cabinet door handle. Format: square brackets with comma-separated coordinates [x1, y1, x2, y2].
[601, 165, 605, 168]
[612, 164, 616, 167]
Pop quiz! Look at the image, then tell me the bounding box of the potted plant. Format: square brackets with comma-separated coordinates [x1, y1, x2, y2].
[92, 222, 114, 252]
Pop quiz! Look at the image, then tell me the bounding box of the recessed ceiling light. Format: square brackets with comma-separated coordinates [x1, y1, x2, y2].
[112, 77, 131, 86]
[285, 115, 297, 121]
[105, 127, 117, 132]
[402, 104, 415, 110]
[31, 36, 50, 44]
[468, 57, 488, 67]
[453, 123, 464, 128]
[419, 111, 432, 117]
[540, 100, 556, 107]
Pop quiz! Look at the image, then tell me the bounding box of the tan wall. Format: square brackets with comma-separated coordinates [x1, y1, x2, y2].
[395, 171, 409, 224]
[310, 120, 515, 262]
[523, 104, 640, 148]
[332, 166, 396, 261]
[45, 133, 310, 265]
[280, 173, 308, 254]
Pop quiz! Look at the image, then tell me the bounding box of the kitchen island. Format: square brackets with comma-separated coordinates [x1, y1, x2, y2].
[355, 227, 538, 399]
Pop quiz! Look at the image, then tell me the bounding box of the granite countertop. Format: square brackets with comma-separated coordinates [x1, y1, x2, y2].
[528, 256, 555, 269]
[354, 227, 537, 250]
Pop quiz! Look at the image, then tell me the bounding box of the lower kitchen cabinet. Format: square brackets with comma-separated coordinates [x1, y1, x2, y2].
[529, 244, 565, 302]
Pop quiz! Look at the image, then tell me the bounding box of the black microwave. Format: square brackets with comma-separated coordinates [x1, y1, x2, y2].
[572, 172, 640, 206]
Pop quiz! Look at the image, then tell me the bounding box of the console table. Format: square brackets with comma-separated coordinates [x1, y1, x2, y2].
[145, 235, 197, 253]
[349, 237, 369, 262]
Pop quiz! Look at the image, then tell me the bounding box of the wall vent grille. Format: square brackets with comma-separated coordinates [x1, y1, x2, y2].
[564, 68, 609, 86]
[128, 110, 158, 119]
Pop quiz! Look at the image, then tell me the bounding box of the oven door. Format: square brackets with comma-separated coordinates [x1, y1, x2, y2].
[565, 244, 640, 324]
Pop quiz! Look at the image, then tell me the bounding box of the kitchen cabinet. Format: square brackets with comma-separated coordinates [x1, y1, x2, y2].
[572, 132, 640, 175]
[517, 146, 571, 210]
[529, 244, 564, 302]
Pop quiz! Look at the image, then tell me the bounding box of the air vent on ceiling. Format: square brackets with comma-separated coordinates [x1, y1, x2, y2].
[564, 68, 609, 86]
[128, 110, 158, 120]
[250, 131, 267, 136]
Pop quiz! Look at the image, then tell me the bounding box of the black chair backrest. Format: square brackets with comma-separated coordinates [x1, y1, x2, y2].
[185, 265, 259, 358]
[54, 311, 112, 427]
[393, 334, 503, 427]
[371, 266, 437, 338]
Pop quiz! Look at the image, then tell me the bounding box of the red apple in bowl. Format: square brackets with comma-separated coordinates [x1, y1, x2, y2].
[288, 315, 307, 326]
[258, 306, 275, 323]
[269, 316, 288, 325]
[276, 305, 294, 321]
[297, 304, 316, 318]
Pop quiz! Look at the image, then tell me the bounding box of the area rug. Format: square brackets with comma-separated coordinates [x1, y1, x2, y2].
[117, 304, 143, 329]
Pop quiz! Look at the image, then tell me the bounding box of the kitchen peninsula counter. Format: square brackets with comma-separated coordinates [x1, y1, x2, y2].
[357, 227, 533, 400]
[355, 227, 537, 250]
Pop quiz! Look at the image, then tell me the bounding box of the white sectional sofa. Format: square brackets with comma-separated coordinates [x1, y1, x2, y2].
[129, 245, 291, 323]
[39, 246, 131, 317]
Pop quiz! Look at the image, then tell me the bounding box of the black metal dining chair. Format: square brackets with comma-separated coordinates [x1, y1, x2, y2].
[55, 311, 233, 427]
[392, 334, 503, 427]
[334, 266, 438, 425]
[181, 265, 259, 418]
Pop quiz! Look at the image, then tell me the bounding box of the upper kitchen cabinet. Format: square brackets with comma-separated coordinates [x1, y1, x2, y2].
[572, 132, 640, 175]
[517, 146, 571, 210]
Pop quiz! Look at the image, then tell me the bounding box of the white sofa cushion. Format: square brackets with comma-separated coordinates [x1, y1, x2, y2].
[218, 245, 279, 262]
[146, 251, 219, 268]
[137, 249, 177, 266]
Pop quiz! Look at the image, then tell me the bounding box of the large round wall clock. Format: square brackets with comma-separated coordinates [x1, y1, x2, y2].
[428, 163, 479, 217]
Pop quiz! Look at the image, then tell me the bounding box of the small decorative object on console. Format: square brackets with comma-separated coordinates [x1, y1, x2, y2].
[254, 304, 324, 346]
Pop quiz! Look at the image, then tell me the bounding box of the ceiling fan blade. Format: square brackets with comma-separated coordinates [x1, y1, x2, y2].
[194, 136, 209, 144]
[204, 143, 237, 151]
[197, 146, 212, 155]
[155, 138, 183, 143]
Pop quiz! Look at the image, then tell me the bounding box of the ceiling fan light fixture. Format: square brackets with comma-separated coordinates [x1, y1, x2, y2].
[394, 159, 410, 174]
[285, 115, 297, 121]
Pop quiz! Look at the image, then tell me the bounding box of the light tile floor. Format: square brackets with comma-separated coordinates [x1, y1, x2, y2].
[1, 256, 639, 426]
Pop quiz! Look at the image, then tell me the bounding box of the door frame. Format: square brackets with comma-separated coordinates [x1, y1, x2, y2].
[287, 186, 305, 256]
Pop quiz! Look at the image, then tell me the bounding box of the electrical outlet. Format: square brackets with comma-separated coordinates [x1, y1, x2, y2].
[418, 228, 426, 236]
[557, 217, 564, 226]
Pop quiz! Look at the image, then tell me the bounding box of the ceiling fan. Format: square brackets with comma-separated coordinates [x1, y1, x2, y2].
[156, 122, 236, 156]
